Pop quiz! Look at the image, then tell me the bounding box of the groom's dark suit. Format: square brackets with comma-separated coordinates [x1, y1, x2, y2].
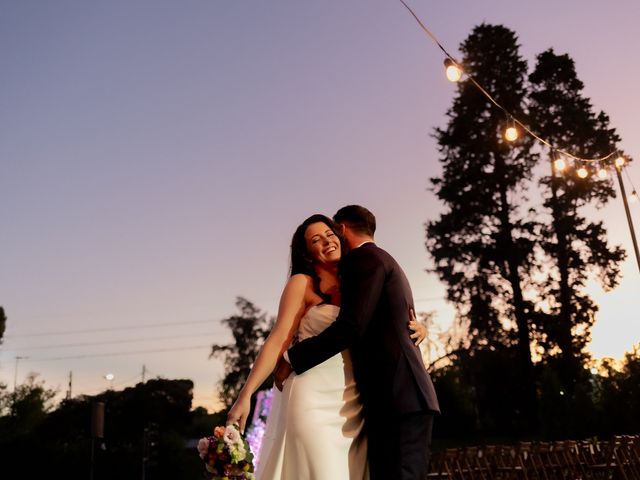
[288, 242, 440, 480]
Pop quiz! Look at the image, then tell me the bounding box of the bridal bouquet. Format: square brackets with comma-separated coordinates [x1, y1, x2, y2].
[197, 424, 255, 480]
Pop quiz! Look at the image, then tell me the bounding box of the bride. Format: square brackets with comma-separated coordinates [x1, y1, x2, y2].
[226, 214, 425, 480]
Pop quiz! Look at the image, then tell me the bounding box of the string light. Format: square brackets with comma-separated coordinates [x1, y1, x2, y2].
[399, 0, 637, 202]
[554, 157, 567, 172]
[630, 190, 639, 203]
[504, 127, 518, 142]
[444, 58, 462, 82]
[577, 167, 589, 179]
[597, 164, 609, 179]
[504, 117, 519, 142]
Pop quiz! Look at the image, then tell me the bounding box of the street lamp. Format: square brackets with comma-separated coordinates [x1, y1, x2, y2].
[104, 373, 115, 390]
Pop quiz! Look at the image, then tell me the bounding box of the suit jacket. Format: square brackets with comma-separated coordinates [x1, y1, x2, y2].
[288, 243, 440, 416]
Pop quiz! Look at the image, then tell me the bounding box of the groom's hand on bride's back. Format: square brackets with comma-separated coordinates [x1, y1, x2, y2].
[408, 308, 426, 346]
[274, 357, 293, 391]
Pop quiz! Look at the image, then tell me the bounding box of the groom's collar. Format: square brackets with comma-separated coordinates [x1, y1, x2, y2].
[353, 240, 374, 250]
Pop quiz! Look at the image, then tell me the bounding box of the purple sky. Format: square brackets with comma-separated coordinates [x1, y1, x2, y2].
[2, 1, 639, 411]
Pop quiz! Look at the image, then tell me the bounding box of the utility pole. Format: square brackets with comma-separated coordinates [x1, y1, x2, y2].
[66, 371, 73, 400]
[615, 164, 640, 273]
[142, 364, 146, 383]
[13, 356, 28, 392]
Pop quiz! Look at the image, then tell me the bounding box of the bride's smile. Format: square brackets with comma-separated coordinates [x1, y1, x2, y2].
[304, 222, 341, 265]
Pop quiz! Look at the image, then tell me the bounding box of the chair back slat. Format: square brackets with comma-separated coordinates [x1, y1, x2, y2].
[428, 435, 640, 480]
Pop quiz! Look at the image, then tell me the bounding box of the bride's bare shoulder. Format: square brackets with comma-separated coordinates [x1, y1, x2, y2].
[284, 274, 316, 303]
[288, 273, 313, 288]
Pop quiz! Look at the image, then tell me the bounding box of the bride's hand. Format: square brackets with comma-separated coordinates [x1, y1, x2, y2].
[408, 308, 426, 346]
[226, 394, 251, 434]
[274, 357, 293, 392]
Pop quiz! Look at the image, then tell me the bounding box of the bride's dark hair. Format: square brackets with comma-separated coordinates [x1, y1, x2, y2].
[290, 214, 344, 302]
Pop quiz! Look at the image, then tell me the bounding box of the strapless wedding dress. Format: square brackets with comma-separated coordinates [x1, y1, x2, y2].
[255, 304, 368, 480]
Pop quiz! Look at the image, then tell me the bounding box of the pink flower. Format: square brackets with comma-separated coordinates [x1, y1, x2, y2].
[224, 425, 241, 446]
[197, 437, 209, 459]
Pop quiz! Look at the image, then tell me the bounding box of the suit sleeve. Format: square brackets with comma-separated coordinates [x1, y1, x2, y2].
[288, 248, 385, 374]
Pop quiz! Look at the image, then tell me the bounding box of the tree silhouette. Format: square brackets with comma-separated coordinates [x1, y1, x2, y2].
[210, 297, 273, 408]
[426, 24, 538, 432]
[427, 25, 631, 438]
[528, 49, 626, 394]
[0, 373, 56, 436]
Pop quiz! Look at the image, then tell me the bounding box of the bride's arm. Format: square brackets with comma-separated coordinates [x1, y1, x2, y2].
[226, 274, 309, 432]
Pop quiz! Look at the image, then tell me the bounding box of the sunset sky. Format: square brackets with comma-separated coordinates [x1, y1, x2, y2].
[2, 0, 639, 411]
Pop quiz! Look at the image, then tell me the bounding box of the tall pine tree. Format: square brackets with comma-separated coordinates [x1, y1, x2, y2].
[426, 24, 538, 432]
[528, 49, 626, 393]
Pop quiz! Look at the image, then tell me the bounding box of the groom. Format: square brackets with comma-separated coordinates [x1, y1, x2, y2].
[277, 205, 440, 480]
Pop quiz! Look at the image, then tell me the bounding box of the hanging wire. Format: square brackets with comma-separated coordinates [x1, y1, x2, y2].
[2, 330, 221, 352]
[398, 0, 622, 165]
[624, 166, 638, 192]
[6, 318, 219, 338]
[22, 345, 212, 362]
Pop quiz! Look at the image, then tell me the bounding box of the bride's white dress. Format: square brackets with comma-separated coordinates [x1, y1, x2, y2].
[255, 304, 369, 480]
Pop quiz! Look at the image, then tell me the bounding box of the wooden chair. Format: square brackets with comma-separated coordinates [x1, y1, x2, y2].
[576, 439, 617, 479]
[441, 447, 463, 480]
[492, 444, 528, 480]
[553, 440, 588, 480]
[428, 448, 454, 480]
[462, 445, 493, 480]
[612, 435, 640, 480]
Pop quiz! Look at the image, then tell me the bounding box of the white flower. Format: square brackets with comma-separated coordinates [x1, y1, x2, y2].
[230, 442, 247, 462]
[197, 437, 209, 459]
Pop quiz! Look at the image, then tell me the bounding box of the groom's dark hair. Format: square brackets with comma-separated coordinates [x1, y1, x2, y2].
[333, 205, 376, 237]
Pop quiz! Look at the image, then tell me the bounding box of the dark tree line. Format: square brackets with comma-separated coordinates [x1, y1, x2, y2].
[426, 24, 630, 440]
[0, 377, 214, 480]
[430, 346, 640, 443]
[0, 297, 271, 479]
[0, 296, 273, 479]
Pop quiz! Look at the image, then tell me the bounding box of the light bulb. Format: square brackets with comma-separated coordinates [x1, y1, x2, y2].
[577, 167, 589, 178]
[505, 126, 518, 142]
[615, 156, 626, 167]
[554, 158, 566, 171]
[444, 58, 462, 82]
[597, 167, 608, 179]
[630, 190, 639, 203]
